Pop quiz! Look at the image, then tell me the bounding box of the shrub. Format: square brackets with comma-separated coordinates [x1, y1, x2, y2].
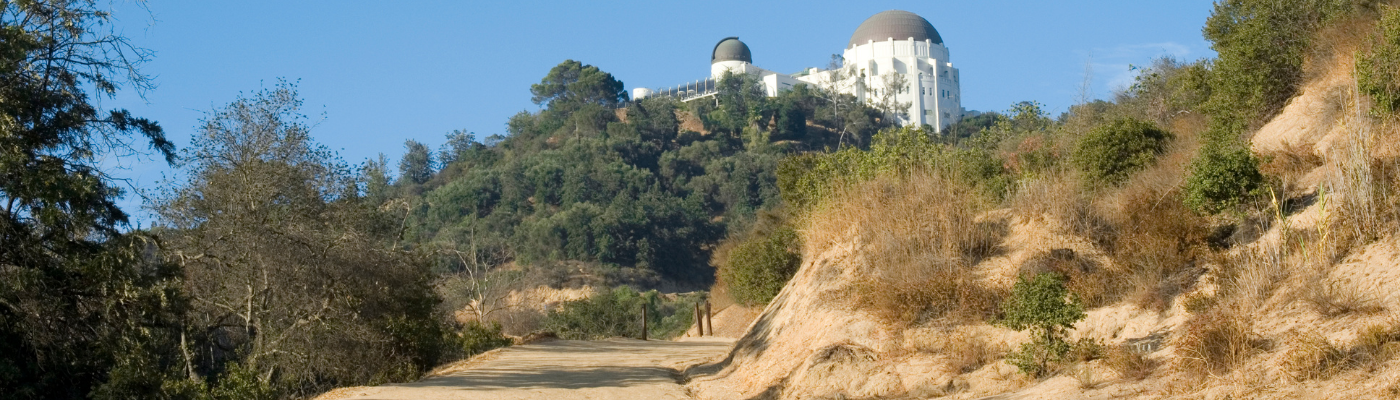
[1183, 135, 1266, 214]
[1105, 345, 1158, 380]
[1175, 309, 1264, 375]
[457, 321, 513, 357]
[1283, 324, 1400, 380]
[999, 273, 1086, 377]
[1305, 281, 1384, 316]
[1359, 5, 1400, 117]
[720, 227, 802, 306]
[1072, 118, 1173, 187]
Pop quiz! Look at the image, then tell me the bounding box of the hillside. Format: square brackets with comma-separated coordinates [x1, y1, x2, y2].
[685, 2, 1400, 399]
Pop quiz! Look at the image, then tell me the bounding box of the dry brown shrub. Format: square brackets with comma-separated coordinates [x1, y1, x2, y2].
[1174, 308, 1266, 375]
[1349, 323, 1400, 372]
[1305, 15, 1377, 84]
[909, 330, 1006, 373]
[1305, 280, 1384, 317]
[1011, 175, 1115, 248]
[807, 174, 1006, 327]
[1282, 324, 1400, 380]
[1259, 141, 1326, 192]
[1282, 331, 1348, 381]
[1106, 182, 1209, 311]
[1105, 344, 1158, 380]
[853, 275, 1002, 327]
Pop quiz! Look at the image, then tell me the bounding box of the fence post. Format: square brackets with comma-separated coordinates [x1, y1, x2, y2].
[694, 303, 703, 336]
[641, 305, 648, 341]
[705, 301, 713, 337]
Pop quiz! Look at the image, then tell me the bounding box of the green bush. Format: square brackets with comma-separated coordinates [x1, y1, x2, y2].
[458, 321, 512, 357]
[1183, 135, 1266, 214]
[1359, 5, 1400, 117]
[999, 273, 1086, 377]
[543, 287, 701, 340]
[1071, 118, 1173, 187]
[721, 227, 802, 306]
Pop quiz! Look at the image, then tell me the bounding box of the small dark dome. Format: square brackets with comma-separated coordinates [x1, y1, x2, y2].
[848, 10, 943, 48]
[711, 37, 752, 64]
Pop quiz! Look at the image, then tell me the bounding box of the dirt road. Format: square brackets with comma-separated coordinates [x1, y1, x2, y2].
[317, 338, 733, 400]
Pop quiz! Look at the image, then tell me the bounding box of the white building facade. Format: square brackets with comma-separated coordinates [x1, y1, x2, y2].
[634, 10, 963, 131]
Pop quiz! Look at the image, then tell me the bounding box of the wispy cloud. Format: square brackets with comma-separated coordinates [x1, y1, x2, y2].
[1074, 42, 1195, 99]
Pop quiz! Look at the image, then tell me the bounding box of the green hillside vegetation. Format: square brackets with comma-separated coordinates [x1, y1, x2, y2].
[381, 63, 893, 292]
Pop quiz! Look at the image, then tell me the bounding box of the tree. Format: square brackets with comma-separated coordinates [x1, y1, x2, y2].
[0, 1, 188, 398]
[439, 130, 478, 166]
[529, 59, 628, 111]
[153, 82, 447, 398]
[875, 73, 911, 122]
[400, 139, 435, 185]
[1000, 273, 1086, 377]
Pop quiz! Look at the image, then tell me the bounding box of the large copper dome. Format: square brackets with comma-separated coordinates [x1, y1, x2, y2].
[848, 10, 943, 47]
[711, 37, 752, 64]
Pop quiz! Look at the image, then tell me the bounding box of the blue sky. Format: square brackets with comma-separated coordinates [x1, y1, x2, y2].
[103, 0, 1217, 223]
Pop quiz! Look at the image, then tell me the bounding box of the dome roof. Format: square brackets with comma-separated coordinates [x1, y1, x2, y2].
[711, 37, 752, 64]
[848, 10, 943, 48]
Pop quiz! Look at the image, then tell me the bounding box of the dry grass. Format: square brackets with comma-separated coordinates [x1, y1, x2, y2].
[1283, 323, 1400, 381]
[1105, 344, 1158, 380]
[1282, 331, 1349, 381]
[1259, 140, 1326, 193]
[806, 173, 1005, 327]
[907, 329, 1007, 373]
[1304, 280, 1384, 317]
[1174, 307, 1267, 376]
[1103, 179, 1210, 311]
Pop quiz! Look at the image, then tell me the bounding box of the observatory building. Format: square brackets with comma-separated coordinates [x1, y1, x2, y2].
[634, 10, 963, 130]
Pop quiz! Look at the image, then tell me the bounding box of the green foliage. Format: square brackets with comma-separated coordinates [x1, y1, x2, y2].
[1183, 133, 1266, 214]
[205, 363, 277, 400]
[1071, 118, 1173, 187]
[1000, 273, 1086, 377]
[529, 59, 628, 111]
[543, 287, 702, 340]
[1359, 5, 1400, 117]
[397, 61, 892, 285]
[721, 226, 802, 306]
[1119, 57, 1213, 124]
[456, 321, 513, 357]
[400, 139, 435, 185]
[1203, 0, 1374, 131]
[0, 2, 190, 398]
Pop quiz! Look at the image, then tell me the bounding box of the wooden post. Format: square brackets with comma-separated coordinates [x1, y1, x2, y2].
[705, 301, 713, 337]
[641, 305, 648, 341]
[694, 303, 703, 336]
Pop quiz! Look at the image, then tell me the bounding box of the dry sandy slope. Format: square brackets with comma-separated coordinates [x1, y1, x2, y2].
[316, 338, 732, 400]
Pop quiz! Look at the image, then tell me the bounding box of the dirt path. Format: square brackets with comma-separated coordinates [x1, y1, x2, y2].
[317, 338, 733, 400]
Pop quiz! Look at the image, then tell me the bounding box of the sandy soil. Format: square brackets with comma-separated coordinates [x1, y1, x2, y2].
[316, 338, 732, 400]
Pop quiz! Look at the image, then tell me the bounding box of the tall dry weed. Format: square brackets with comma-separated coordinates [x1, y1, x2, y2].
[1174, 307, 1267, 376]
[1283, 323, 1400, 380]
[806, 173, 1004, 327]
[1104, 172, 1210, 310]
